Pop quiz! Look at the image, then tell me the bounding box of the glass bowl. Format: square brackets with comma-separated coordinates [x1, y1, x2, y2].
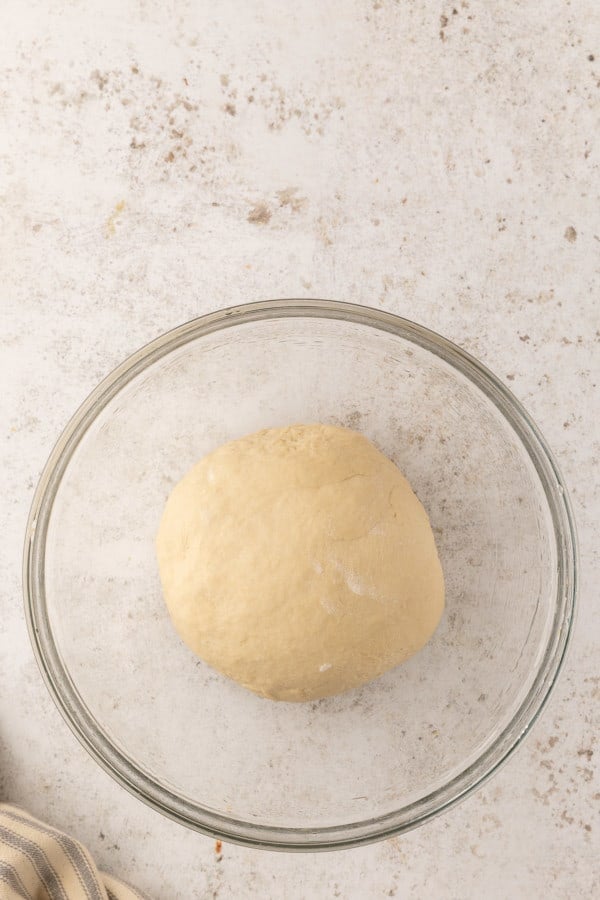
[24, 300, 577, 850]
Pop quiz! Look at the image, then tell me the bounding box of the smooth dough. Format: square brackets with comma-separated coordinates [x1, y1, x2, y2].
[156, 424, 444, 702]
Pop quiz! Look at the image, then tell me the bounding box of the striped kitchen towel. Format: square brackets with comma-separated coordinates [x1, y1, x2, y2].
[0, 804, 149, 900]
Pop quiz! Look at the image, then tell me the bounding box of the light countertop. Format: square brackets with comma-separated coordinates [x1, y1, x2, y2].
[1, 2, 598, 897]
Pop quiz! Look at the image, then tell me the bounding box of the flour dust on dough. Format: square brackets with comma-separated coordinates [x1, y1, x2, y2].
[156, 424, 444, 702]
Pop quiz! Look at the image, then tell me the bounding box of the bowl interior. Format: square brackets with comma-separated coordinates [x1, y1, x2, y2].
[41, 311, 560, 835]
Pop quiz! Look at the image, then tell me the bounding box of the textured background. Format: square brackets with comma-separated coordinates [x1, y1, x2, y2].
[1, 2, 598, 897]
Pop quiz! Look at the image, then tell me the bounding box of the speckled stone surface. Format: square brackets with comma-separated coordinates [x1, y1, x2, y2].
[1, 2, 598, 898]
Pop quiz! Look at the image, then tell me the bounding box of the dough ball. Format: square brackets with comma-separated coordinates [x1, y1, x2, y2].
[156, 424, 444, 702]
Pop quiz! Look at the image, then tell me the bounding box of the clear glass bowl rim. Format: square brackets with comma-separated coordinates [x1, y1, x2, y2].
[23, 299, 578, 851]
